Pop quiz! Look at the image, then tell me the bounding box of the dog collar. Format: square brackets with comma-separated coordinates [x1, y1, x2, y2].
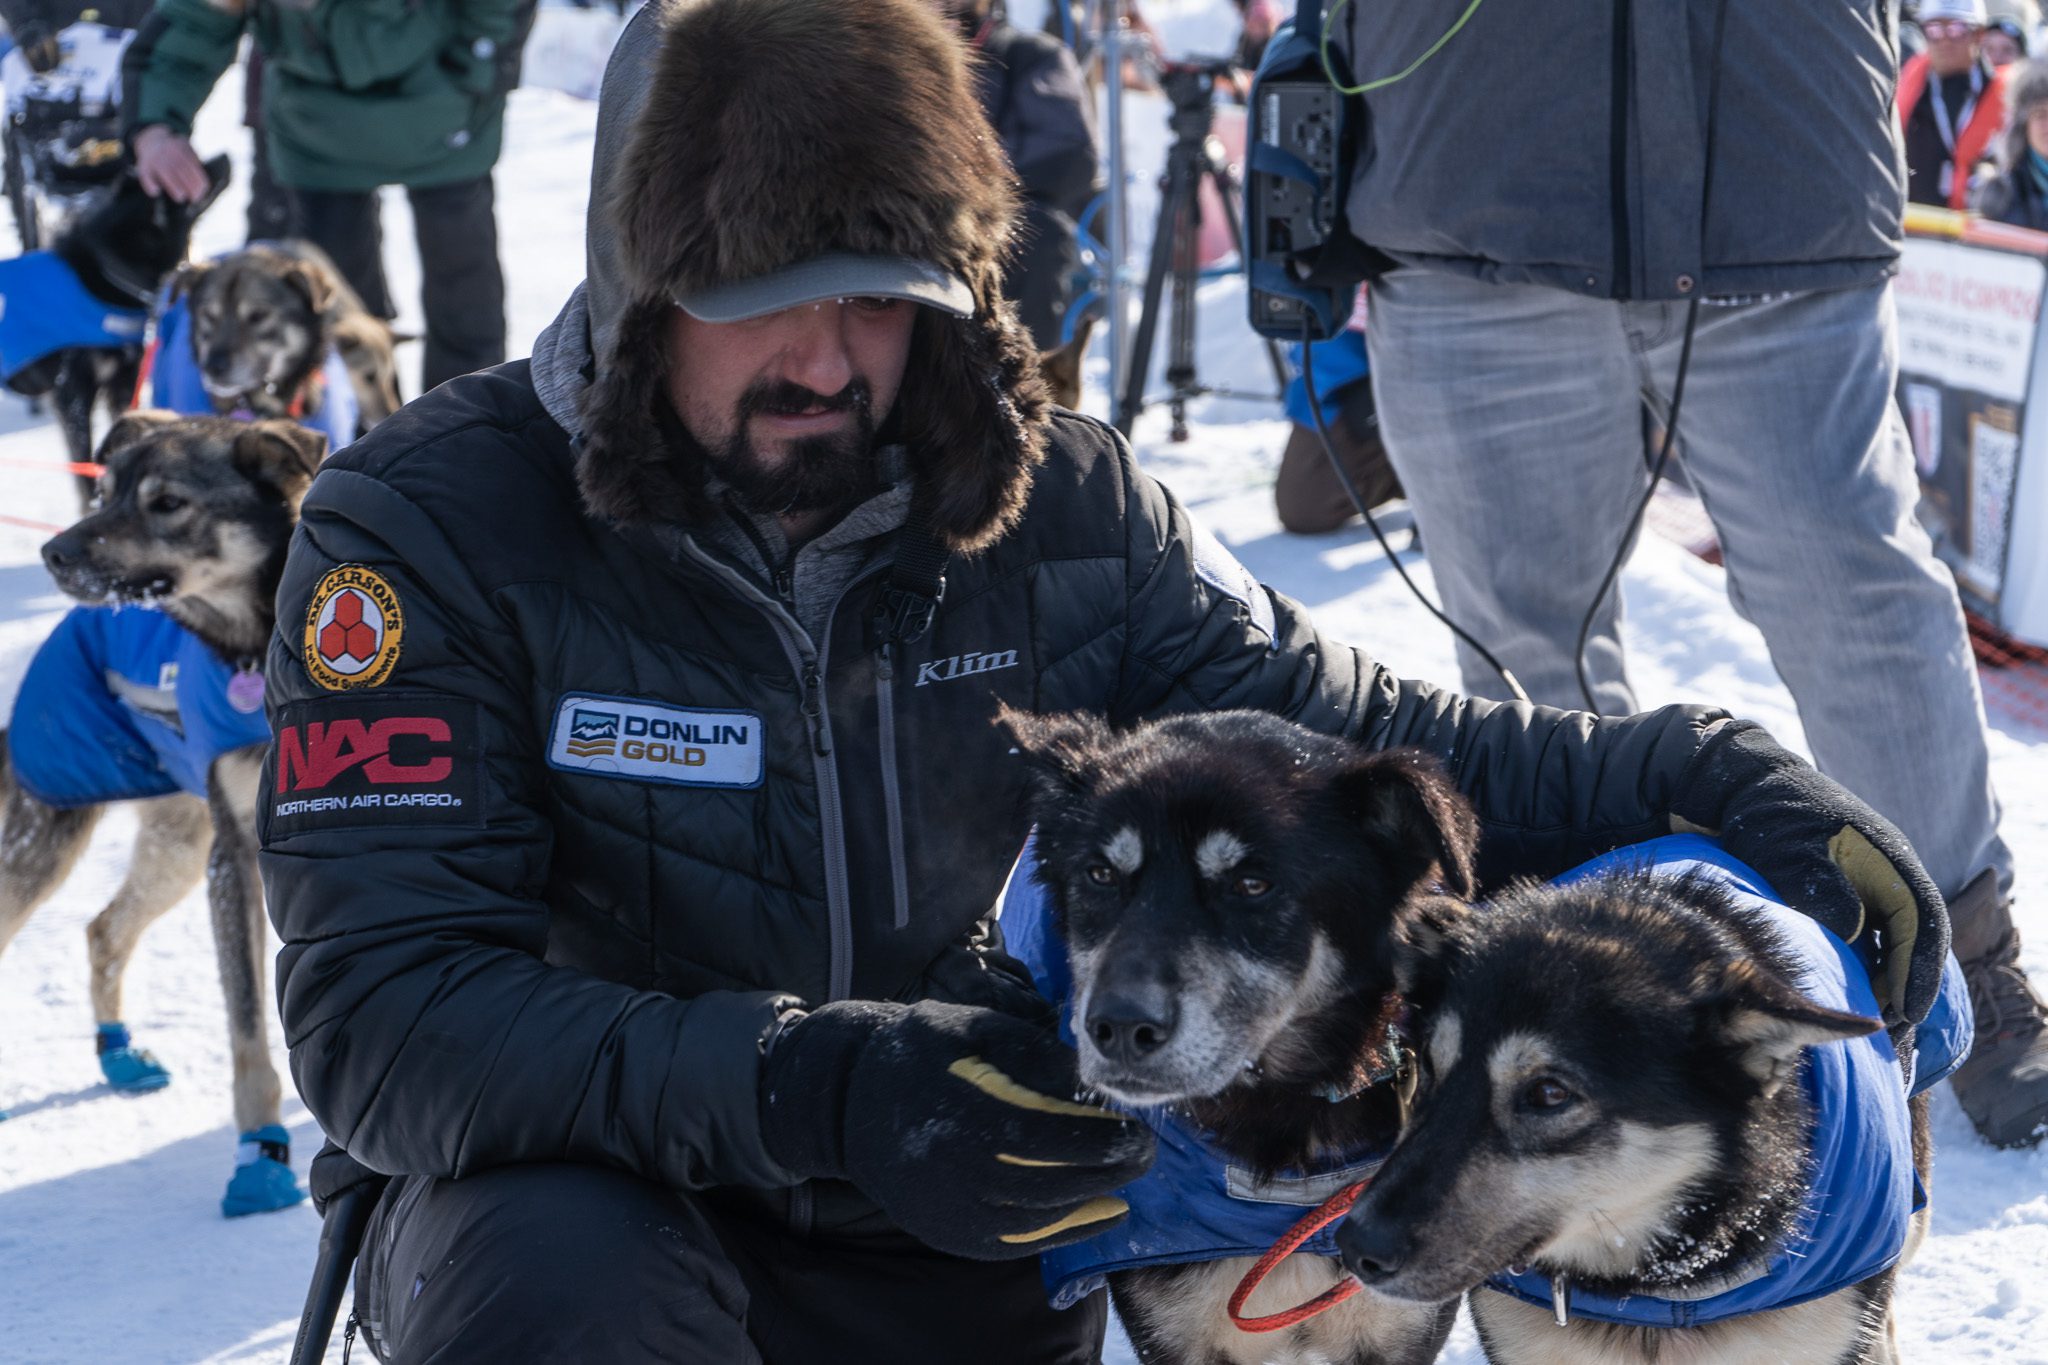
[1309, 992, 1413, 1106]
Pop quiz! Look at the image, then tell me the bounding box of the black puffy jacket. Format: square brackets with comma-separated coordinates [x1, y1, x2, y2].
[261, 361, 1726, 1238]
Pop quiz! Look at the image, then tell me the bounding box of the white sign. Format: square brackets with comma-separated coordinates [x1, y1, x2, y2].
[1895, 239, 2043, 403]
[546, 694, 764, 790]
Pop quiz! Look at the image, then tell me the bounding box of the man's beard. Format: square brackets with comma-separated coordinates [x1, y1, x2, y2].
[705, 377, 881, 517]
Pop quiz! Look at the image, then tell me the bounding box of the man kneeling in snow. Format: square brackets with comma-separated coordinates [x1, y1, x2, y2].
[260, 1, 1953, 1358]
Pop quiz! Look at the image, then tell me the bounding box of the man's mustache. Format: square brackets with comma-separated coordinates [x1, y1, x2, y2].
[742, 379, 871, 419]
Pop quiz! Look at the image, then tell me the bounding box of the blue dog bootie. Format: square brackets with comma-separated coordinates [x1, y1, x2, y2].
[96, 1022, 172, 1093]
[221, 1125, 308, 1218]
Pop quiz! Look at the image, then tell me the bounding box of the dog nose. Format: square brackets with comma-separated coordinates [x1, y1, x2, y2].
[1335, 1213, 1409, 1284]
[41, 532, 84, 572]
[1084, 987, 1178, 1064]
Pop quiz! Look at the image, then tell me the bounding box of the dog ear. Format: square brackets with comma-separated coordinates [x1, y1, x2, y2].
[995, 703, 1111, 799]
[197, 154, 233, 216]
[167, 260, 211, 306]
[1392, 893, 1472, 999]
[1340, 748, 1481, 900]
[280, 256, 338, 317]
[1708, 958, 1880, 1095]
[94, 409, 182, 464]
[233, 420, 329, 503]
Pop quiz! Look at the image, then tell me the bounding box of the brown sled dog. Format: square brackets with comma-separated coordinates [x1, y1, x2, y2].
[173, 240, 401, 436]
[0, 412, 326, 1214]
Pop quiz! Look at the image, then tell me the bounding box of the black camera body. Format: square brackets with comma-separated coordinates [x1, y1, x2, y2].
[1245, 6, 1360, 340]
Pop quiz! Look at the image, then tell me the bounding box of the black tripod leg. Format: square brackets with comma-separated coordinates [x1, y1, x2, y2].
[1117, 150, 1194, 436]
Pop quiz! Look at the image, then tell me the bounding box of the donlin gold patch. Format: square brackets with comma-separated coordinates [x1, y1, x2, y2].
[302, 565, 405, 691]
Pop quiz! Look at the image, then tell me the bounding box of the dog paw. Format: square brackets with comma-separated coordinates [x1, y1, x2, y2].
[221, 1126, 309, 1218]
[95, 1023, 171, 1094]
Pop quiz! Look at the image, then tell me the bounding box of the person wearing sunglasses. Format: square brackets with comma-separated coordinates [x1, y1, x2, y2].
[1902, 0, 2013, 208]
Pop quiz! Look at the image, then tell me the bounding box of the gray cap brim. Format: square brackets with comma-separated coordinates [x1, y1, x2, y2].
[675, 251, 974, 323]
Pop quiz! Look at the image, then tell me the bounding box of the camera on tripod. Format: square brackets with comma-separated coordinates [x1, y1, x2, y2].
[1113, 51, 1288, 440]
[1244, 5, 1363, 341]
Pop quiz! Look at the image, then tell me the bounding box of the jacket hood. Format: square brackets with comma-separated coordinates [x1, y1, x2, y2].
[533, 0, 1049, 556]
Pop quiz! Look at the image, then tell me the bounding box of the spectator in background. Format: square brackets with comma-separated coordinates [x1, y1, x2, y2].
[1984, 16, 2030, 65]
[1274, 290, 1403, 536]
[1339, 0, 2048, 1146]
[1973, 59, 2048, 228]
[1984, 0, 2039, 65]
[237, 50, 292, 244]
[935, 0, 1099, 409]
[122, 0, 534, 393]
[1902, 0, 2011, 210]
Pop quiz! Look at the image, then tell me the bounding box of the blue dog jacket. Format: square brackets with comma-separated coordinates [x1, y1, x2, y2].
[1482, 834, 1969, 1328]
[1002, 840, 1397, 1310]
[149, 293, 357, 450]
[9, 606, 269, 808]
[1000, 832, 1970, 1315]
[0, 251, 145, 388]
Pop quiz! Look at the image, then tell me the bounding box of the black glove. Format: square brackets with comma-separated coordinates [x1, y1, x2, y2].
[759, 999, 1155, 1260]
[1669, 720, 1950, 1028]
[12, 20, 59, 74]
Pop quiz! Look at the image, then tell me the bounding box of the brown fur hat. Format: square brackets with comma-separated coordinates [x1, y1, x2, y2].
[577, 0, 1051, 554]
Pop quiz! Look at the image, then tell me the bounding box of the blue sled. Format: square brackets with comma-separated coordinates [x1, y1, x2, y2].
[222, 1125, 309, 1218]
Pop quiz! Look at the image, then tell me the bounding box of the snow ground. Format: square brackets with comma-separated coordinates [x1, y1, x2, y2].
[1, 4, 2045, 1360]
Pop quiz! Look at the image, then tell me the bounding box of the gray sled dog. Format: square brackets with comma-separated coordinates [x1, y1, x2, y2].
[1337, 866, 1935, 1365]
[1002, 705, 1477, 1365]
[0, 411, 326, 1213]
[173, 240, 401, 435]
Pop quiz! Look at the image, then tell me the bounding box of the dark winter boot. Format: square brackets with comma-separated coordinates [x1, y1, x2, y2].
[1947, 870, 2048, 1148]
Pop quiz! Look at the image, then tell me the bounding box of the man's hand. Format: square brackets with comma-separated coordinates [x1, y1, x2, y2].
[759, 999, 1155, 1260]
[133, 125, 212, 203]
[1670, 720, 1950, 1028]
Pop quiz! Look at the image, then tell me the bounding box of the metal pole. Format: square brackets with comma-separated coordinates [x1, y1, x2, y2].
[1100, 0, 1127, 421]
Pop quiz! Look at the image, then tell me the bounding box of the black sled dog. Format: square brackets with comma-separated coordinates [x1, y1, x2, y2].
[0, 411, 327, 1215]
[4, 160, 231, 508]
[1337, 844, 1957, 1365]
[1001, 705, 1478, 1365]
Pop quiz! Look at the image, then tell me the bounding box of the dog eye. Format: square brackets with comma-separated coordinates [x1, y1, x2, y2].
[1233, 875, 1271, 897]
[1518, 1077, 1576, 1113]
[148, 494, 186, 515]
[1086, 864, 1116, 886]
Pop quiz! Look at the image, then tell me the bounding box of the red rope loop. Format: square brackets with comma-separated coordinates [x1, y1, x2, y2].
[1226, 1179, 1369, 1333]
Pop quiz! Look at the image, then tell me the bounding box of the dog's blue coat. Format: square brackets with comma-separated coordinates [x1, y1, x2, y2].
[1482, 834, 1967, 1327]
[0, 251, 145, 386]
[1002, 833, 1970, 1316]
[1004, 838, 1398, 1309]
[9, 605, 268, 808]
[149, 293, 358, 450]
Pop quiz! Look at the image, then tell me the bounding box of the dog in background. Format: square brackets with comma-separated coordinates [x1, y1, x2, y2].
[1002, 705, 1477, 1365]
[1338, 860, 1938, 1365]
[4, 161, 231, 507]
[173, 240, 401, 435]
[0, 410, 327, 1215]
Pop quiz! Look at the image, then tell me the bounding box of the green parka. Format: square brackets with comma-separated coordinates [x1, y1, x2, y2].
[121, 0, 534, 192]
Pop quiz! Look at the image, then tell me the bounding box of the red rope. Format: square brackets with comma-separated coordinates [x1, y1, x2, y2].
[129, 331, 160, 411]
[0, 512, 67, 535]
[1226, 1180, 1370, 1332]
[0, 457, 103, 477]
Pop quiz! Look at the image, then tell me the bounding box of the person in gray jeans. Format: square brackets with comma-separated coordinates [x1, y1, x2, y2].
[1340, 0, 2047, 1145]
